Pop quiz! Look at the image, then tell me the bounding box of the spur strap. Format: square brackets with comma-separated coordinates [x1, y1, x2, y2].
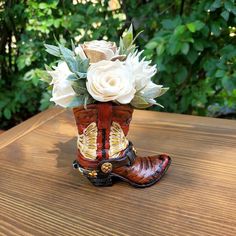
[73, 142, 137, 178]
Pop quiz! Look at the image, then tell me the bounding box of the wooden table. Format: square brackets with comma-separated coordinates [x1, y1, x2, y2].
[0, 108, 235, 236]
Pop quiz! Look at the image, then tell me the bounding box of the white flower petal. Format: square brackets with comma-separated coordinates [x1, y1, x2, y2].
[125, 50, 157, 91]
[117, 88, 136, 104]
[86, 60, 135, 104]
[74, 45, 87, 60]
[48, 61, 77, 107]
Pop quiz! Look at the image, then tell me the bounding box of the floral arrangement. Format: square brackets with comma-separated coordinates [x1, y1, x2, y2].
[44, 25, 168, 109]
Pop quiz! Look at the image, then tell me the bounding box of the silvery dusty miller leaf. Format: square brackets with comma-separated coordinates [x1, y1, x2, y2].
[44, 44, 61, 57]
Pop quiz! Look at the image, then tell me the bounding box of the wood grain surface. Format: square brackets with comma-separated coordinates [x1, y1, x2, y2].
[0, 108, 235, 236]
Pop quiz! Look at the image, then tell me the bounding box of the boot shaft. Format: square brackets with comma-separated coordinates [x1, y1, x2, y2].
[73, 102, 133, 167]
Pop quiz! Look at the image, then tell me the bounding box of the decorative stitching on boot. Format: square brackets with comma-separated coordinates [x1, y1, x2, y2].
[77, 122, 98, 160]
[109, 122, 129, 158]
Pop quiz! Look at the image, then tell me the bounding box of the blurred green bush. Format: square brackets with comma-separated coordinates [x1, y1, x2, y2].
[0, 0, 236, 129]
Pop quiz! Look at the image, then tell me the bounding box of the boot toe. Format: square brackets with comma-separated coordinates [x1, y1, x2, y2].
[158, 154, 171, 172]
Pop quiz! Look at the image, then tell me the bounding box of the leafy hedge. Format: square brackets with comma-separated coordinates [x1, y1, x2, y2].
[0, 0, 235, 129]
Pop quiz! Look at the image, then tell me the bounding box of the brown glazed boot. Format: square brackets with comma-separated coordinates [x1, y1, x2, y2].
[73, 102, 171, 188]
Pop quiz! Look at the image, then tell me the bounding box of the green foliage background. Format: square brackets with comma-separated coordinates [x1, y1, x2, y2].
[0, 0, 236, 129]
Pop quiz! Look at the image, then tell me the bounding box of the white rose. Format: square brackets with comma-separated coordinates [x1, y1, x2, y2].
[48, 61, 77, 108]
[82, 40, 117, 63]
[125, 51, 157, 90]
[86, 60, 135, 104]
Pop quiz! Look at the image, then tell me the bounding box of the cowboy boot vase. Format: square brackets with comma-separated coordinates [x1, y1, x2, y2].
[73, 102, 171, 188]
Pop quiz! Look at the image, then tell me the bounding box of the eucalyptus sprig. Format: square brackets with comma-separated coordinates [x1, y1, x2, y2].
[119, 24, 143, 55]
[44, 43, 89, 79]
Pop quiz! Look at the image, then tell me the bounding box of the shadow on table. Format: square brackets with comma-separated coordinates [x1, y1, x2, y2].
[47, 137, 90, 187]
[48, 137, 77, 169]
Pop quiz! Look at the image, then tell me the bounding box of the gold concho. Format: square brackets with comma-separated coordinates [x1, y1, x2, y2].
[88, 170, 97, 178]
[101, 162, 113, 174]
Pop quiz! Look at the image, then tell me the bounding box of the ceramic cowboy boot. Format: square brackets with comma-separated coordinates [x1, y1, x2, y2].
[73, 102, 171, 188]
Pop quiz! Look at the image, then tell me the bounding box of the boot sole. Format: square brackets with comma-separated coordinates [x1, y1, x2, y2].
[88, 156, 172, 188]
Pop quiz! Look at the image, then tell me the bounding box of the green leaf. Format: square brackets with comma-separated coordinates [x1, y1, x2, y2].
[67, 96, 85, 108]
[83, 95, 95, 109]
[224, 1, 234, 12]
[58, 44, 74, 58]
[195, 21, 205, 31]
[76, 57, 89, 73]
[38, 70, 52, 83]
[156, 57, 166, 71]
[119, 37, 124, 54]
[132, 30, 144, 43]
[44, 44, 61, 57]
[67, 74, 79, 81]
[120, 24, 136, 55]
[45, 64, 52, 71]
[174, 25, 186, 36]
[168, 39, 182, 55]
[187, 50, 198, 64]
[159, 88, 169, 97]
[187, 21, 205, 33]
[156, 41, 165, 55]
[85, 95, 95, 107]
[84, 95, 89, 109]
[39, 92, 52, 111]
[222, 76, 234, 92]
[64, 56, 78, 73]
[221, 11, 230, 21]
[71, 39, 76, 52]
[67, 94, 94, 108]
[215, 70, 225, 78]
[75, 72, 87, 78]
[161, 19, 175, 29]
[72, 81, 87, 95]
[3, 108, 11, 120]
[39, 3, 48, 9]
[181, 43, 190, 55]
[123, 32, 133, 49]
[210, 0, 222, 11]
[203, 58, 217, 75]
[211, 21, 221, 36]
[146, 41, 158, 50]
[186, 23, 196, 32]
[130, 95, 164, 108]
[176, 67, 188, 84]
[123, 24, 133, 49]
[193, 40, 204, 51]
[220, 45, 236, 59]
[87, 5, 94, 15]
[130, 95, 151, 109]
[17, 55, 27, 70]
[161, 17, 181, 30]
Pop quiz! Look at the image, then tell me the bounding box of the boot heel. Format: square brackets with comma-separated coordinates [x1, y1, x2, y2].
[87, 174, 113, 187]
